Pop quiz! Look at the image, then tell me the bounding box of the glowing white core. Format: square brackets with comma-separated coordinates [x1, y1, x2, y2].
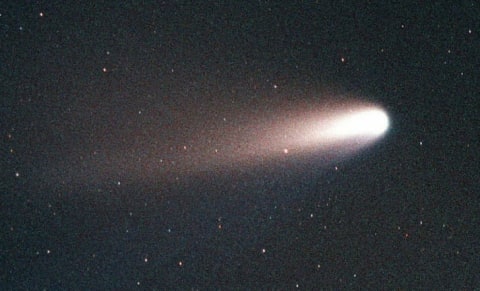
[326, 108, 389, 139]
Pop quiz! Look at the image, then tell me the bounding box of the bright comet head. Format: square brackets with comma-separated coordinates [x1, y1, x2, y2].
[330, 108, 389, 138]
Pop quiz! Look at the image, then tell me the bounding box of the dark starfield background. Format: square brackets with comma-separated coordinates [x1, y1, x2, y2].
[1, 1, 479, 289]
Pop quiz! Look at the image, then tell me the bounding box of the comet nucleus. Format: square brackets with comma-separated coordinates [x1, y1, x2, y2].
[325, 108, 390, 140]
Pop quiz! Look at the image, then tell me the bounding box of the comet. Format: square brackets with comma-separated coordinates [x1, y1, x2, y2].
[45, 98, 390, 187]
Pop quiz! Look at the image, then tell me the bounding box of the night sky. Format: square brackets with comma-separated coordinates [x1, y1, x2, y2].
[1, 1, 479, 289]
